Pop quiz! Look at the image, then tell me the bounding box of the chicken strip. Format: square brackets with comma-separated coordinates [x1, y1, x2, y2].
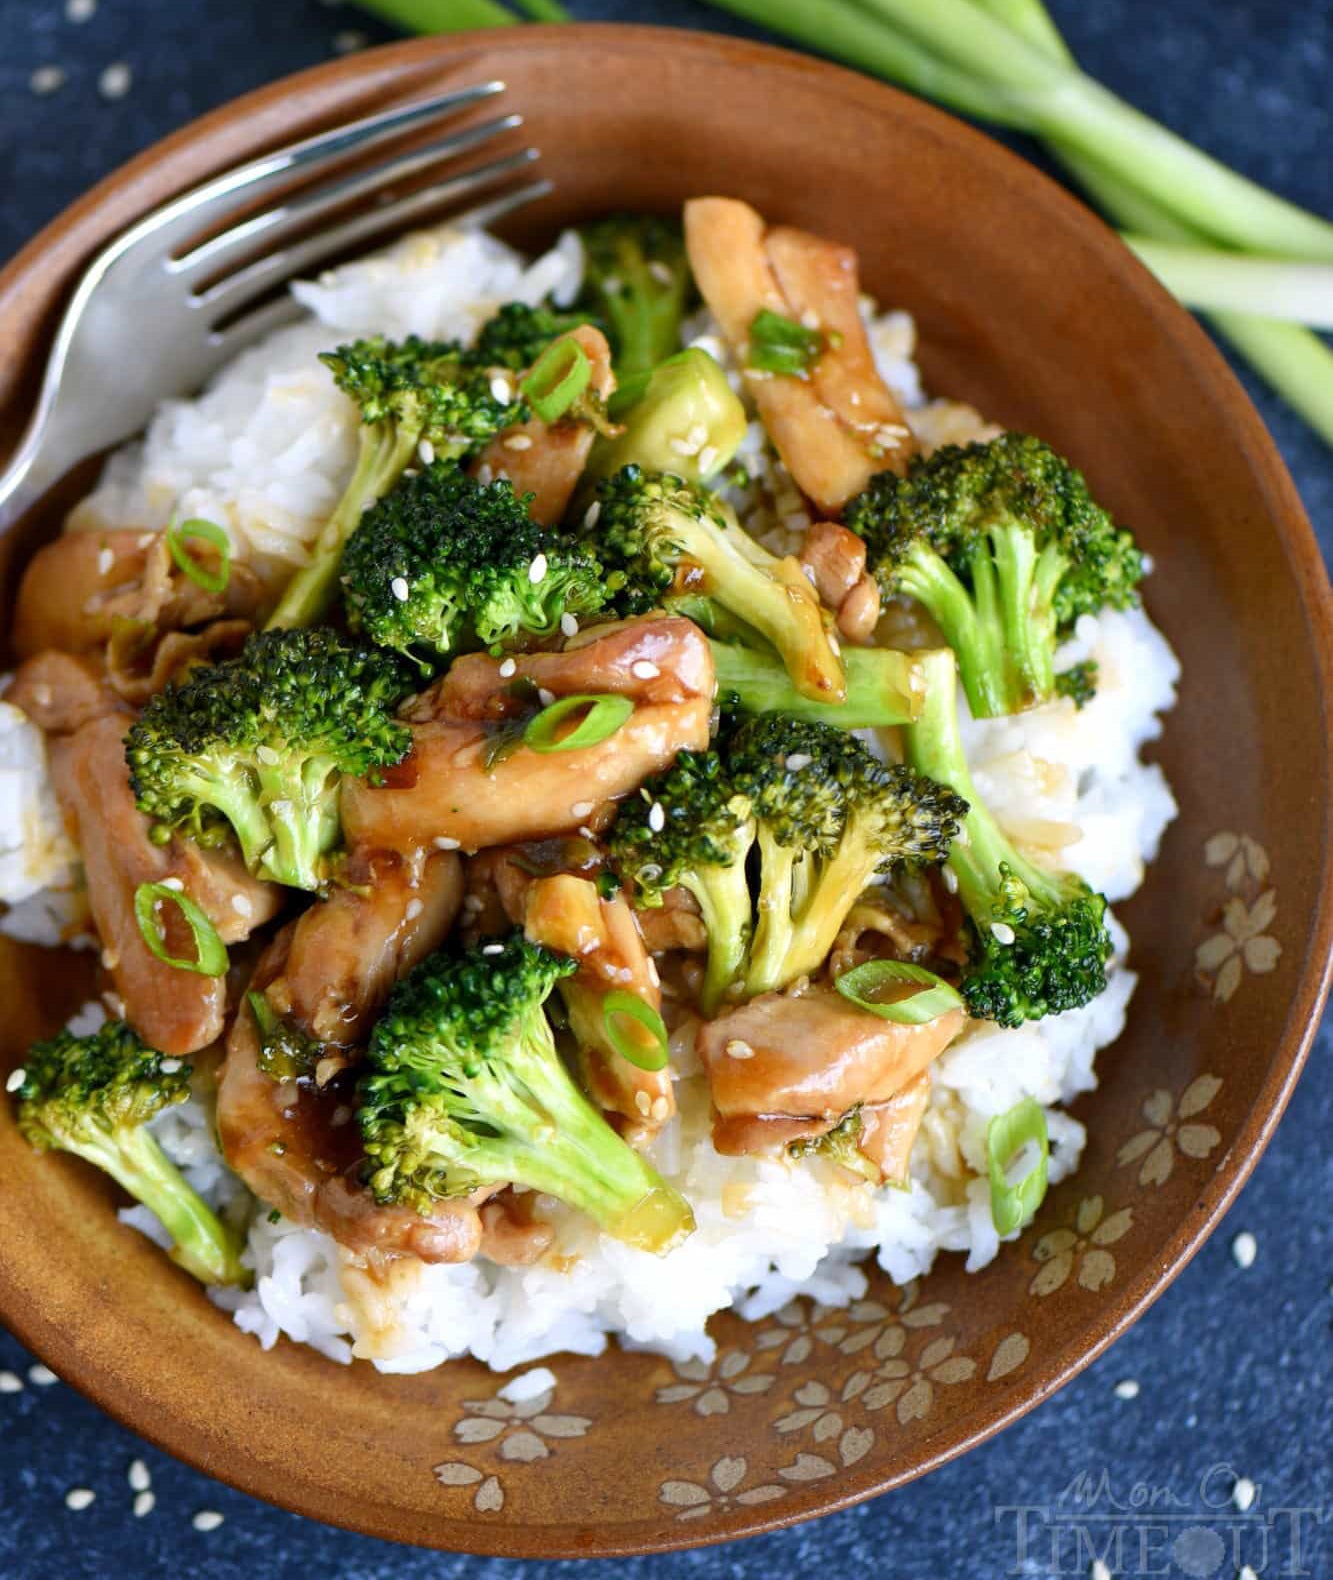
[265, 847, 463, 1047]
[5, 651, 126, 735]
[857, 1072, 932, 1187]
[798, 520, 882, 645]
[217, 851, 483, 1263]
[342, 617, 713, 854]
[13, 528, 263, 659]
[523, 872, 675, 1142]
[684, 197, 914, 515]
[472, 325, 616, 526]
[697, 985, 963, 1159]
[49, 714, 281, 1055]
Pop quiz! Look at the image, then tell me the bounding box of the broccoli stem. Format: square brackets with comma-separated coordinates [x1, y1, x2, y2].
[267, 423, 416, 630]
[170, 764, 276, 876]
[710, 639, 921, 728]
[75, 1124, 247, 1286]
[461, 1020, 694, 1251]
[677, 515, 846, 702]
[902, 648, 1053, 919]
[684, 864, 755, 1015]
[256, 755, 343, 891]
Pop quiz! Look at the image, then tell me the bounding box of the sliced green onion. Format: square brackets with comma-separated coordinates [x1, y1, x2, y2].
[165, 516, 231, 595]
[523, 693, 635, 754]
[747, 308, 827, 377]
[133, 882, 228, 976]
[834, 959, 965, 1024]
[520, 338, 591, 423]
[601, 991, 670, 1072]
[986, 1097, 1050, 1235]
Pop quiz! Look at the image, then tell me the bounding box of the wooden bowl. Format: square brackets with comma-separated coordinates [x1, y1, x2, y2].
[0, 25, 1329, 1558]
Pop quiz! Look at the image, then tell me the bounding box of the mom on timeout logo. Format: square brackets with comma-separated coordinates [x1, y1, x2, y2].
[992, 1462, 1322, 1577]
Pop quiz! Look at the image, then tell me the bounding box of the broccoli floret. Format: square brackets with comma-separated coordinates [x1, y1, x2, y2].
[469, 300, 600, 372]
[267, 334, 527, 629]
[606, 716, 962, 1007]
[126, 628, 411, 892]
[709, 635, 922, 728]
[14, 1020, 247, 1286]
[903, 648, 1113, 1026]
[845, 433, 1143, 718]
[594, 466, 846, 702]
[575, 214, 692, 380]
[358, 934, 695, 1253]
[729, 715, 966, 998]
[340, 462, 612, 665]
[587, 348, 748, 485]
[603, 747, 756, 1013]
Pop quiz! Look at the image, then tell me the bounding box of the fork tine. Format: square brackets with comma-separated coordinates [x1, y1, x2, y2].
[178, 113, 525, 283]
[197, 153, 543, 324]
[118, 82, 508, 263]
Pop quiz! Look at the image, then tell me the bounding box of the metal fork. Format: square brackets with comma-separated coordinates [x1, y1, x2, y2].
[0, 82, 551, 533]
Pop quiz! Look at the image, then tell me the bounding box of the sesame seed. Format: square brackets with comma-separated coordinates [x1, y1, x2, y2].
[650, 1096, 670, 1122]
[528, 553, 548, 584]
[1232, 1230, 1257, 1269]
[433, 836, 461, 851]
[1233, 1476, 1256, 1512]
[942, 868, 959, 895]
[98, 62, 132, 100]
[490, 376, 513, 405]
[160, 876, 184, 892]
[230, 894, 253, 918]
[333, 28, 367, 52]
[481, 943, 504, 956]
[827, 633, 841, 656]
[476, 464, 494, 485]
[800, 310, 820, 330]
[537, 687, 556, 708]
[97, 546, 115, 575]
[1112, 1378, 1139, 1400]
[634, 1091, 651, 1116]
[66, 0, 97, 17]
[0, 1371, 22, 1393]
[462, 894, 485, 914]
[390, 576, 410, 602]
[631, 660, 659, 680]
[578, 826, 596, 840]
[785, 753, 812, 771]
[192, 1510, 225, 1533]
[648, 260, 675, 287]
[128, 1459, 151, 1492]
[645, 957, 660, 987]
[133, 1491, 155, 1518]
[256, 744, 280, 766]
[990, 922, 1016, 946]
[498, 657, 518, 678]
[5, 1069, 25, 1094]
[697, 446, 720, 475]
[30, 65, 66, 95]
[65, 1488, 96, 1511]
[404, 898, 424, 922]
[417, 439, 435, 465]
[583, 501, 601, 530]
[669, 434, 701, 458]
[560, 613, 579, 638]
[504, 433, 534, 452]
[647, 802, 665, 833]
[103, 992, 125, 1017]
[159, 1058, 183, 1075]
[570, 801, 594, 819]
[725, 1040, 755, 1060]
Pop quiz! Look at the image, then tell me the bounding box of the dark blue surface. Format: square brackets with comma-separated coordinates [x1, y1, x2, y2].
[2, 3, 1329, 1575]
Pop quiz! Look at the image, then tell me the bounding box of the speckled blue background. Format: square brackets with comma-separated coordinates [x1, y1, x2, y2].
[2, 2, 1329, 1575]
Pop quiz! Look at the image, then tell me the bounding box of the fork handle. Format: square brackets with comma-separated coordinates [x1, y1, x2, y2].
[0, 413, 86, 537]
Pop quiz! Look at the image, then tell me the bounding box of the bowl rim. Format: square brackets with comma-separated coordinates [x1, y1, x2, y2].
[1, 21, 1330, 1559]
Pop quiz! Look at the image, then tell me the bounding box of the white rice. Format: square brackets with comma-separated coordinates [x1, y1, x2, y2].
[7, 224, 1177, 1373]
